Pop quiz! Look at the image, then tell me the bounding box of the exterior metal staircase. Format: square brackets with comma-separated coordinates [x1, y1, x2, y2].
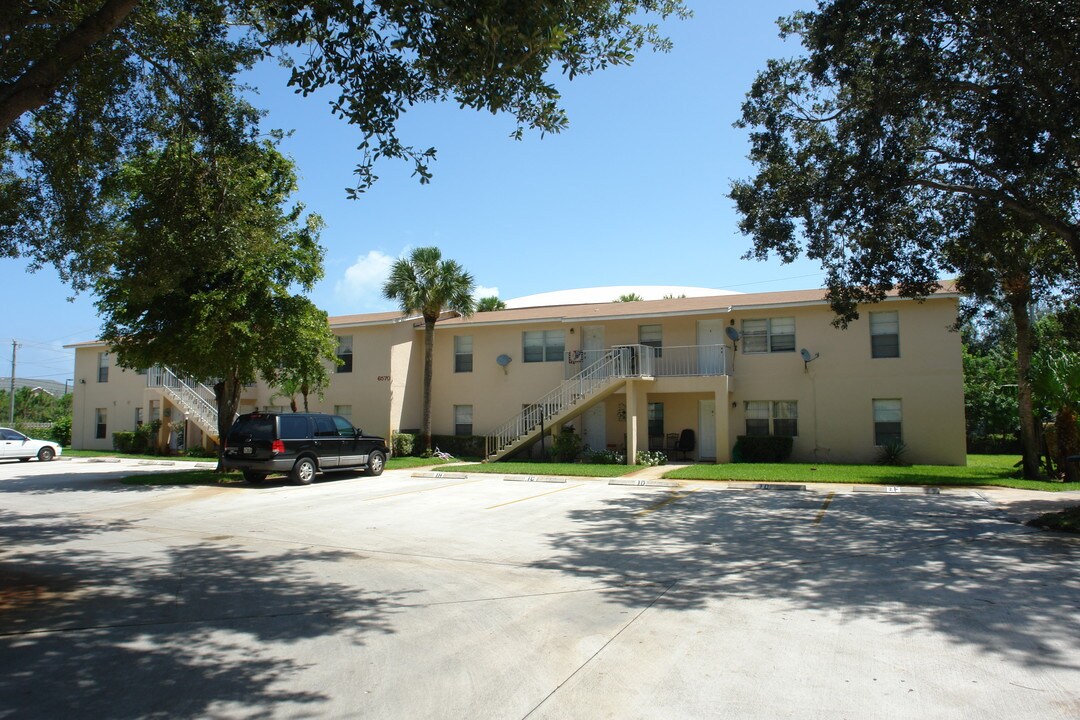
[147, 367, 221, 441]
[484, 346, 653, 462]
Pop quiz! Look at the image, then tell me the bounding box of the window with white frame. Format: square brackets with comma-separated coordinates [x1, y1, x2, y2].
[97, 351, 109, 382]
[135, 407, 144, 427]
[873, 399, 902, 445]
[454, 335, 473, 373]
[149, 400, 160, 423]
[336, 335, 353, 373]
[870, 311, 900, 358]
[639, 324, 663, 356]
[741, 317, 796, 353]
[454, 405, 473, 436]
[523, 330, 564, 362]
[95, 408, 107, 439]
[745, 401, 798, 436]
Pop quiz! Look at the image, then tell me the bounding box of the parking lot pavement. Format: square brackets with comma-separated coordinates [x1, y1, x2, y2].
[1, 462, 1078, 719]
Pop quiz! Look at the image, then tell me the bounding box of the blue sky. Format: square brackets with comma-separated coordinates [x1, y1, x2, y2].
[3, 0, 821, 382]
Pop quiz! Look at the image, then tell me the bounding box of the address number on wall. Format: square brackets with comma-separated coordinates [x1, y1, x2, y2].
[377, 375, 391, 382]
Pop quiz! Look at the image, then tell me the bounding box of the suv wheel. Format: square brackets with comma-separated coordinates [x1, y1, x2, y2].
[291, 456, 316, 485]
[367, 450, 385, 477]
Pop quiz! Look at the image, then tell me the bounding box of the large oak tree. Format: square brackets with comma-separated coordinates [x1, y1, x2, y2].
[95, 133, 334, 462]
[731, 0, 1079, 477]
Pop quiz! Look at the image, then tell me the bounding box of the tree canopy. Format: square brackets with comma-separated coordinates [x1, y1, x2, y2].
[94, 134, 334, 450]
[731, 0, 1079, 323]
[476, 296, 507, 312]
[3, 0, 688, 287]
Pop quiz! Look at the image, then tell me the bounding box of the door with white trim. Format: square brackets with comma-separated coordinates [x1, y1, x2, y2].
[583, 403, 606, 452]
[697, 319, 724, 374]
[698, 399, 717, 460]
[583, 325, 605, 376]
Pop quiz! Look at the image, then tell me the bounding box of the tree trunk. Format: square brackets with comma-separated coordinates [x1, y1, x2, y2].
[421, 317, 435, 454]
[213, 373, 242, 472]
[1007, 288, 1042, 479]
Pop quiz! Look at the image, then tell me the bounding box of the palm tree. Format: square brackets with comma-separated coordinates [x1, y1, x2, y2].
[477, 296, 507, 312]
[1032, 351, 1080, 481]
[383, 247, 475, 453]
[614, 293, 644, 302]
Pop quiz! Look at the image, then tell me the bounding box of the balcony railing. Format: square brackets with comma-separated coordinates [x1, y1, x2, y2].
[566, 344, 728, 379]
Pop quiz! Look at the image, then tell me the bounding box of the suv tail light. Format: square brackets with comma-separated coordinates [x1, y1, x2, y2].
[271, 440, 285, 455]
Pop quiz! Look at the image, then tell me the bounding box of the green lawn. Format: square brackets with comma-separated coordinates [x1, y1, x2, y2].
[120, 455, 450, 486]
[66, 449, 209, 462]
[447, 461, 639, 478]
[664, 454, 1080, 492]
[113, 454, 1080, 492]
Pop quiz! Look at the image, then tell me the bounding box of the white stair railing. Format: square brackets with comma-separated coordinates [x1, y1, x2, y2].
[485, 346, 651, 459]
[147, 367, 220, 438]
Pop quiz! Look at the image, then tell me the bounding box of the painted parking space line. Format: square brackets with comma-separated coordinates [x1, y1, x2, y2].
[485, 483, 585, 510]
[362, 478, 482, 501]
[635, 487, 702, 517]
[813, 492, 836, 524]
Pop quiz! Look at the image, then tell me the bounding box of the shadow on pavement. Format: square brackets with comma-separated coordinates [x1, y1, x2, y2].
[0, 510, 405, 718]
[532, 490, 1080, 672]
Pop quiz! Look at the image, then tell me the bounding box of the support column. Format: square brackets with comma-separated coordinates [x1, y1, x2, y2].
[625, 381, 639, 464]
[715, 384, 731, 464]
[624, 380, 650, 464]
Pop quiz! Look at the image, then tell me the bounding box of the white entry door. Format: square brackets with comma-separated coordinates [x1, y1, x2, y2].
[583, 325, 605, 375]
[697, 319, 724, 374]
[698, 399, 717, 460]
[583, 403, 606, 452]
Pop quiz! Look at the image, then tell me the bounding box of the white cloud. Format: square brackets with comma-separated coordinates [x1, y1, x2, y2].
[334, 250, 397, 311]
[473, 285, 500, 299]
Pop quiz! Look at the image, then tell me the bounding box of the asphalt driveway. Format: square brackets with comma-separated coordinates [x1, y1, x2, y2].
[1, 459, 1078, 719]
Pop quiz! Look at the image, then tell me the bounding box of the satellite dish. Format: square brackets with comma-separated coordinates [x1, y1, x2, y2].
[800, 348, 813, 362]
[725, 326, 741, 342]
[496, 354, 512, 367]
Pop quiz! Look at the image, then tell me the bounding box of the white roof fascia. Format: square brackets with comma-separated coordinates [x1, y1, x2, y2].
[557, 307, 736, 324]
[723, 291, 961, 315]
[331, 313, 424, 330]
[63, 340, 109, 349]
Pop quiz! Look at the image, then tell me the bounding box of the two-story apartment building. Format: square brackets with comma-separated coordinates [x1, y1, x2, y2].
[67, 285, 966, 465]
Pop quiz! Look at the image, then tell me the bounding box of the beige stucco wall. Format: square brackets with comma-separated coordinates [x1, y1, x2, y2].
[426, 296, 964, 465]
[428, 322, 569, 435]
[68, 294, 965, 465]
[725, 297, 965, 465]
[71, 346, 152, 450]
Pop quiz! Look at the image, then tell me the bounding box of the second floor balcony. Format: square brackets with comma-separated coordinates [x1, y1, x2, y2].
[565, 344, 729, 380]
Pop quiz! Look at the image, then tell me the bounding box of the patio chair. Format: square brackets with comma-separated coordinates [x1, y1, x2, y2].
[672, 428, 695, 460]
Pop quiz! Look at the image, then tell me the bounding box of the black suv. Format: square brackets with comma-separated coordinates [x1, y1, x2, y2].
[223, 412, 389, 485]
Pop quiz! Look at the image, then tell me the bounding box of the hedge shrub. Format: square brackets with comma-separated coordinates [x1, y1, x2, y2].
[733, 435, 793, 463]
[392, 432, 415, 457]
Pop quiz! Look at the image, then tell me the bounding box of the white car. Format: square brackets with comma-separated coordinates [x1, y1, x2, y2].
[1, 427, 62, 462]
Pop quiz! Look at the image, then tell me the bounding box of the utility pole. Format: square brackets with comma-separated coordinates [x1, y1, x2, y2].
[9, 340, 17, 424]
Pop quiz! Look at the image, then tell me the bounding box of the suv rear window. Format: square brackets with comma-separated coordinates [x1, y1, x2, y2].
[279, 415, 310, 439]
[229, 416, 275, 441]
